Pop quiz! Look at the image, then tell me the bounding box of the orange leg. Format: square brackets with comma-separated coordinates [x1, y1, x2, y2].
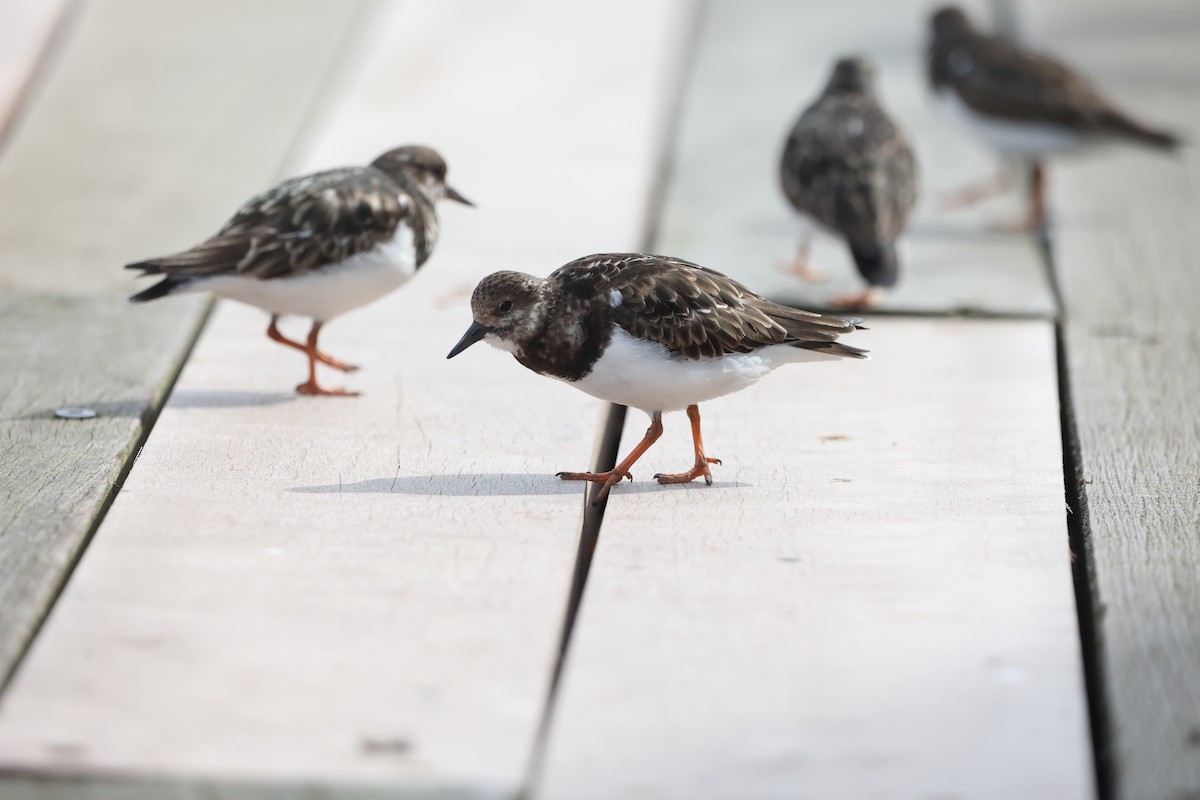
[993, 161, 1050, 233]
[654, 404, 722, 486]
[293, 321, 358, 397]
[1027, 160, 1048, 232]
[266, 316, 360, 373]
[779, 236, 825, 283]
[559, 412, 664, 504]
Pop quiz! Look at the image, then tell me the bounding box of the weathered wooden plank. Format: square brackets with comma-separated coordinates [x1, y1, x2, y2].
[0, 1, 690, 796]
[0, 0, 68, 143]
[0, 0, 366, 687]
[657, 0, 1054, 315]
[1018, 0, 1200, 796]
[537, 318, 1093, 799]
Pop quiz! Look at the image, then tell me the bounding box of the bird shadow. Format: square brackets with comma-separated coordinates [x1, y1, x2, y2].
[168, 389, 297, 409]
[289, 472, 745, 498]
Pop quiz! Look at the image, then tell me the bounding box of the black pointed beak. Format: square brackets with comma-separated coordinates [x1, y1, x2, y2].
[447, 320, 490, 359]
[445, 185, 474, 207]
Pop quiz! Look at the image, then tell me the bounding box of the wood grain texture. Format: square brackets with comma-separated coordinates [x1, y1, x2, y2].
[0, 0, 68, 144]
[0, 0, 364, 295]
[0, 0, 689, 796]
[1018, 0, 1200, 796]
[657, 0, 1054, 316]
[0, 1, 364, 689]
[537, 318, 1093, 799]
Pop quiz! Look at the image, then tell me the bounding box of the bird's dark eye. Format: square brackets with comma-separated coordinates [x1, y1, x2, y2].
[498, 300, 513, 313]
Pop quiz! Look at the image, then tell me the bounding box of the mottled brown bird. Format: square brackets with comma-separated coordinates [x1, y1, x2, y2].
[781, 56, 919, 309]
[447, 253, 866, 502]
[127, 145, 472, 396]
[928, 6, 1179, 229]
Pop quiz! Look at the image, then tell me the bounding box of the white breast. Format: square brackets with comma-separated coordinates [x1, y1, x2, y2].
[188, 224, 418, 321]
[565, 326, 839, 413]
[936, 89, 1084, 157]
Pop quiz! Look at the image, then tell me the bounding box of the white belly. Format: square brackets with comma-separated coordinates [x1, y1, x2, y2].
[188, 226, 417, 321]
[565, 326, 837, 413]
[936, 89, 1084, 156]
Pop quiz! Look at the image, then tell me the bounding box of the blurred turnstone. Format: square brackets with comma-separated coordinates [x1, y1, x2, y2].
[127, 145, 472, 396]
[446, 253, 866, 502]
[780, 56, 918, 308]
[928, 6, 1180, 230]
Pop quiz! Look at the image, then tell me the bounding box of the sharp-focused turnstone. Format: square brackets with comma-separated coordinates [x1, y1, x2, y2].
[780, 56, 918, 308]
[928, 6, 1180, 229]
[446, 253, 867, 502]
[127, 145, 472, 396]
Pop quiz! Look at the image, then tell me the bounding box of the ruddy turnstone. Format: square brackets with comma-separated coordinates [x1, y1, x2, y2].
[126, 145, 472, 396]
[780, 56, 918, 308]
[446, 253, 866, 502]
[928, 6, 1180, 230]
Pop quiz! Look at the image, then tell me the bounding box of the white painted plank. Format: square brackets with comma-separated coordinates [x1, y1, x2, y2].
[658, 0, 1054, 315]
[0, 0, 689, 796]
[0, 0, 66, 141]
[538, 318, 1093, 799]
[0, 0, 365, 294]
[1017, 0, 1200, 796]
[0, 0, 365, 687]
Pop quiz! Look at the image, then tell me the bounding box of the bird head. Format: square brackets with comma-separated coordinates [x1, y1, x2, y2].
[447, 271, 545, 359]
[371, 145, 474, 206]
[825, 56, 877, 96]
[930, 6, 972, 40]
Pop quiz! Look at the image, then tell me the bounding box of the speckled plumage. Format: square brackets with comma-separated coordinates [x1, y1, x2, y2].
[781, 57, 918, 290]
[927, 6, 1179, 152]
[125, 145, 471, 396]
[126, 145, 461, 296]
[451, 253, 866, 394]
[447, 253, 867, 499]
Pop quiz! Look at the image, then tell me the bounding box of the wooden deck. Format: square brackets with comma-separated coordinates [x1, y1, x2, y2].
[0, 1, 1196, 798]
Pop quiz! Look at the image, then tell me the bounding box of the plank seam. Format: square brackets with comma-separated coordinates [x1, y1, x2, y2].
[519, 2, 707, 794]
[0, 0, 82, 157]
[0, 300, 213, 695]
[1055, 322, 1113, 800]
[269, 0, 382, 176]
[0, 0, 375, 698]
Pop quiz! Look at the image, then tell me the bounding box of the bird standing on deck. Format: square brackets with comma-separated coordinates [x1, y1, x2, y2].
[446, 253, 867, 503]
[927, 6, 1180, 230]
[780, 56, 918, 309]
[126, 145, 473, 396]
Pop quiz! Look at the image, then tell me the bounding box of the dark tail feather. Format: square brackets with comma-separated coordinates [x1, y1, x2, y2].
[848, 240, 899, 289]
[129, 275, 185, 303]
[125, 259, 163, 275]
[795, 340, 869, 359]
[1104, 112, 1182, 151]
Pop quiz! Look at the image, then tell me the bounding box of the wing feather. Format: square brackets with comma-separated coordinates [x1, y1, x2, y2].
[552, 254, 865, 361]
[126, 168, 409, 281]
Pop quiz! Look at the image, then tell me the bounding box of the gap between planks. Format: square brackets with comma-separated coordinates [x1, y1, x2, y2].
[0, 1, 693, 797]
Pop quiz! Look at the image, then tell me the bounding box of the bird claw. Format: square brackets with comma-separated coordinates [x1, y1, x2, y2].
[653, 460, 718, 486]
[315, 353, 360, 373]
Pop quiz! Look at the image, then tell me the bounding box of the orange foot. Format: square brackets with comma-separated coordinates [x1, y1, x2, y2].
[829, 287, 884, 309]
[316, 352, 360, 373]
[296, 380, 360, 397]
[654, 457, 722, 486]
[557, 469, 634, 504]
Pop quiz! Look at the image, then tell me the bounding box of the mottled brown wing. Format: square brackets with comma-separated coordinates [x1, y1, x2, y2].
[781, 96, 918, 245]
[129, 167, 409, 280]
[948, 34, 1122, 129]
[553, 254, 863, 361]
